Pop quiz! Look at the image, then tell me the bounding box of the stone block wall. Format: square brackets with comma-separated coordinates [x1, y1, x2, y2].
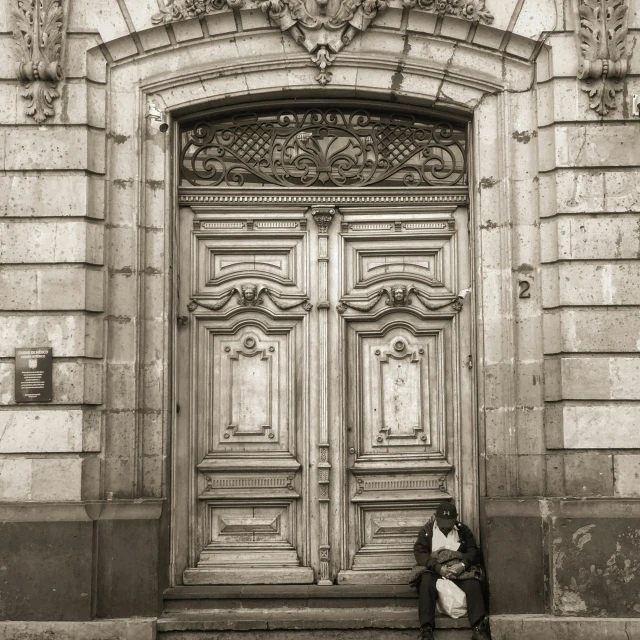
[0, 0, 639, 627]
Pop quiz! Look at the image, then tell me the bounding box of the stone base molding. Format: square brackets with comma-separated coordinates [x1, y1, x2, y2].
[0, 620, 155, 640]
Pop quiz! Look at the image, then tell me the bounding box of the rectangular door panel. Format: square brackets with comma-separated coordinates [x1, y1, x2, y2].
[337, 216, 469, 584]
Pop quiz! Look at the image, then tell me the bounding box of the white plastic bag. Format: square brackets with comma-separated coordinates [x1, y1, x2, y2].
[436, 578, 468, 619]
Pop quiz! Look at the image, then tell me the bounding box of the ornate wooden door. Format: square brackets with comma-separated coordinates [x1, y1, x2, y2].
[173, 103, 475, 585]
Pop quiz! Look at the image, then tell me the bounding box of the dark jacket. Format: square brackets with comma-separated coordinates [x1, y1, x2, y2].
[413, 519, 480, 574]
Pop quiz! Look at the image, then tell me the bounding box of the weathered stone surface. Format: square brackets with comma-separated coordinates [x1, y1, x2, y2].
[545, 357, 640, 401]
[0, 409, 83, 453]
[485, 515, 544, 613]
[0, 620, 156, 640]
[547, 404, 640, 449]
[543, 262, 640, 307]
[551, 518, 640, 617]
[0, 267, 103, 311]
[491, 615, 640, 640]
[0, 521, 93, 620]
[0, 361, 102, 405]
[0, 174, 105, 218]
[564, 454, 614, 496]
[544, 308, 640, 353]
[614, 455, 640, 498]
[0, 457, 84, 501]
[0, 220, 103, 264]
[96, 519, 160, 617]
[0, 314, 103, 358]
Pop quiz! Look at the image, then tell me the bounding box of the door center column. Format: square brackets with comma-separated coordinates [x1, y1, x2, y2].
[311, 205, 337, 586]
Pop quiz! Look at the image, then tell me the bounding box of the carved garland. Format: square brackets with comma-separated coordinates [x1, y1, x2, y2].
[152, 0, 493, 84]
[577, 0, 629, 115]
[337, 285, 470, 313]
[188, 284, 312, 312]
[12, 0, 68, 123]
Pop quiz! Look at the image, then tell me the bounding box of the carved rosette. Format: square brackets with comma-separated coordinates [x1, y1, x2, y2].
[577, 0, 629, 115]
[12, 0, 68, 124]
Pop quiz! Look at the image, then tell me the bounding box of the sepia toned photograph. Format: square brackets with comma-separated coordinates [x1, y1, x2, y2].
[0, 1, 638, 638]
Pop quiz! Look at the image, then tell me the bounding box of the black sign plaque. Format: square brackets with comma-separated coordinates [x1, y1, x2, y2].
[15, 348, 53, 403]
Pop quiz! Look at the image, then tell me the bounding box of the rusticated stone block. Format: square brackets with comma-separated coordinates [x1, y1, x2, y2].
[548, 308, 640, 353]
[0, 314, 103, 358]
[0, 409, 101, 453]
[614, 456, 640, 498]
[0, 267, 103, 312]
[0, 220, 103, 265]
[0, 457, 84, 501]
[0, 174, 104, 218]
[564, 453, 614, 496]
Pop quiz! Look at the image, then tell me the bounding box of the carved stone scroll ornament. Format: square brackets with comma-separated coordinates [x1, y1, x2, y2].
[188, 284, 312, 312]
[577, 0, 629, 115]
[152, 0, 241, 24]
[337, 285, 470, 313]
[12, 0, 68, 123]
[401, 0, 493, 23]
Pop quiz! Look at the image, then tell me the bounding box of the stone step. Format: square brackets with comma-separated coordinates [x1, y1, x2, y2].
[157, 608, 470, 639]
[158, 631, 469, 640]
[163, 585, 423, 611]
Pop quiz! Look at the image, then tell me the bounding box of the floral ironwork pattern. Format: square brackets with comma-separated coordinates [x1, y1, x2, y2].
[402, 0, 493, 24]
[181, 108, 467, 188]
[12, 0, 67, 123]
[152, 0, 241, 24]
[577, 0, 629, 115]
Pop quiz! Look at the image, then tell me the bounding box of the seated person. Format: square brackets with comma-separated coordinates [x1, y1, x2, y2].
[413, 501, 491, 640]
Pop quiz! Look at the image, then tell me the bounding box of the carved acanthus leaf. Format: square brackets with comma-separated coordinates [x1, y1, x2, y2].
[338, 285, 469, 314]
[189, 284, 311, 312]
[577, 0, 629, 115]
[12, 0, 67, 123]
[152, 0, 241, 24]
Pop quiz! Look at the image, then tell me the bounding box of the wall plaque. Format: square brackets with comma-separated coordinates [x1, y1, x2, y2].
[15, 348, 53, 403]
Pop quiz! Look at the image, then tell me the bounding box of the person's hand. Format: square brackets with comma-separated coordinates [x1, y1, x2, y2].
[450, 562, 465, 576]
[438, 564, 456, 579]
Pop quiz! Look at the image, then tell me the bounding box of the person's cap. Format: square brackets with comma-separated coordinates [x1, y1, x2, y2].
[435, 501, 457, 528]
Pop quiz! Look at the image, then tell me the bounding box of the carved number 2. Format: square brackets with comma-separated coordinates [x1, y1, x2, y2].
[518, 281, 531, 299]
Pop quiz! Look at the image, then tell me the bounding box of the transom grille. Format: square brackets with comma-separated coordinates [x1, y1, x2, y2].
[180, 106, 467, 189]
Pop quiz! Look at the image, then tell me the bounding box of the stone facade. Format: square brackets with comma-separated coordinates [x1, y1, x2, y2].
[1, 0, 640, 637]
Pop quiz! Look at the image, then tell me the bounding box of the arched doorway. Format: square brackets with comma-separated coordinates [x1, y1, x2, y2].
[172, 100, 476, 585]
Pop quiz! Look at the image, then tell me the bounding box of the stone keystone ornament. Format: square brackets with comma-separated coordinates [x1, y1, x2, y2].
[258, 0, 388, 84]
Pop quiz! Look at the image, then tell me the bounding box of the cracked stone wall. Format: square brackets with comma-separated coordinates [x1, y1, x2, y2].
[0, 0, 639, 626]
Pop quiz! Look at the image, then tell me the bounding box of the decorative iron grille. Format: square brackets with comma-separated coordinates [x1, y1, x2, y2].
[180, 107, 467, 188]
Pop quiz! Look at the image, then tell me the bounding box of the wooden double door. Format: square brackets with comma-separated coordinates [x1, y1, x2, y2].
[174, 199, 476, 586]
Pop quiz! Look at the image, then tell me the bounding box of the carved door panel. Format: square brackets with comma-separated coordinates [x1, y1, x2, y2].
[334, 207, 474, 584]
[176, 208, 315, 584]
